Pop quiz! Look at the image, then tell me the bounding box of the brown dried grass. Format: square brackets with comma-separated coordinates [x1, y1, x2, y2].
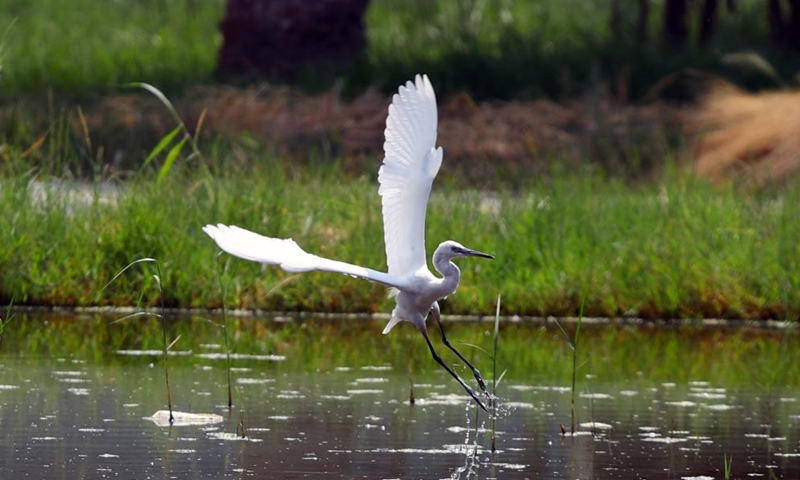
[692, 82, 800, 185]
[5, 83, 681, 179]
[69, 84, 679, 176]
[189, 85, 678, 165]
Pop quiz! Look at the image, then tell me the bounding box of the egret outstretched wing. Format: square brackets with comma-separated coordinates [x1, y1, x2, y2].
[378, 74, 443, 278]
[202, 224, 403, 289]
[202, 75, 494, 411]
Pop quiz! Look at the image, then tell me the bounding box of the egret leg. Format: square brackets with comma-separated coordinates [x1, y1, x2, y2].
[421, 329, 488, 412]
[430, 305, 490, 396]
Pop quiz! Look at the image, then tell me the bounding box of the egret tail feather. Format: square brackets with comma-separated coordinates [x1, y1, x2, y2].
[382, 316, 403, 335]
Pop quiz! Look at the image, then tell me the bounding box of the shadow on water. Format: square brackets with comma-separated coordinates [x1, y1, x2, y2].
[0, 313, 798, 479]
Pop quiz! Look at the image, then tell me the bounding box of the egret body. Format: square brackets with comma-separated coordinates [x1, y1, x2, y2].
[203, 75, 494, 410]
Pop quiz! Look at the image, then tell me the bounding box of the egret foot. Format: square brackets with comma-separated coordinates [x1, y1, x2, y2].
[430, 304, 492, 400]
[422, 328, 489, 412]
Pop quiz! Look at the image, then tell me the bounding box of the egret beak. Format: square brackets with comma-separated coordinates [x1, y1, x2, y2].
[459, 247, 494, 259]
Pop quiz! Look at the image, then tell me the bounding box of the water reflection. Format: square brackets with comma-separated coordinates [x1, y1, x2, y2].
[0, 316, 798, 479]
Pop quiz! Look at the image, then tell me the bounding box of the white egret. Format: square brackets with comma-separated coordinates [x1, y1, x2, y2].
[203, 74, 494, 410]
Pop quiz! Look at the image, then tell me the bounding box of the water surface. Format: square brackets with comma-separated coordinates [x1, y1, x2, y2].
[0, 315, 798, 479]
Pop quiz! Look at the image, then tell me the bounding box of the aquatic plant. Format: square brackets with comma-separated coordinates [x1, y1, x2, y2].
[724, 453, 732, 479]
[103, 258, 175, 424]
[491, 293, 505, 452]
[554, 298, 585, 434]
[0, 297, 13, 350]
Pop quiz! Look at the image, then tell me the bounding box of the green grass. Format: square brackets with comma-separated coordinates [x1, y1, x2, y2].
[0, 299, 12, 349]
[1, 10, 798, 321]
[0, 0, 796, 99]
[2, 140, 800, 320]
[0, 0, 225, 96]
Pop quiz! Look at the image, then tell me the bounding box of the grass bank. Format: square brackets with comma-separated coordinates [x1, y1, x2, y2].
[2, 147, 799, 320]
[0, 0, 226, 96]
[0, 0, 793, 100]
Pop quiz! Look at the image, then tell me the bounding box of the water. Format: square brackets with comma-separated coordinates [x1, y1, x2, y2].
[0, 316, 798, 479]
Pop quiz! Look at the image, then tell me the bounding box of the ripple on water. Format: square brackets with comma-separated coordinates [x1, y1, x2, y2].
[58, 378, 90, 383]
[346, 389, 384, 395]
[268, 415, 291, 421]
[354, 377, 389, 383]
[236, 377, 275, 385]
[116, 349, 192, 357]
[207, 432, 264, 442]
[319, 394, 352, 401]
[666, 401, 698, 407]
[195, 352, 286, 361]
[360, 365, 392, 371]
[689, 392, 727, 399]
[702, 404, 736, 411]
[642, 436, 689, 444]
[502, 401, 536, 409]
[580, 392, 614, 400]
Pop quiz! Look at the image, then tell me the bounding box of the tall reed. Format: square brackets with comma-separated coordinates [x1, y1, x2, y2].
[554, 298, 585, 434]
[103, 258, 175, 424]
[0, 297, 13, 350]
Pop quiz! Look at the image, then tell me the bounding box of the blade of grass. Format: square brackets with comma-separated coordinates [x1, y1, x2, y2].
[143, 126, 181, 167]
[157, 136, 187, 186]
[570, 298, 585, 435]
[554, 297, 585, 435]
[491, 293, 501, 453]
[0, 296, 14, 350]
[109, 311, 161, 324]
[76, 105, 92, 154]
[724, 453, 732, 479]
[101, 257, 158, 293]
[127, 82, 202, 160]
[193, 108, 208, 143]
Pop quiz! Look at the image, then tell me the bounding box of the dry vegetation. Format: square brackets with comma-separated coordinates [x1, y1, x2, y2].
[691, 82, 800, 185]
[12, 84, 681, 180]
[6, 79, 800, 185]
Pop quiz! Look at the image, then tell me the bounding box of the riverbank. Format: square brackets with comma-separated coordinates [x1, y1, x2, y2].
[2, 162, 799, 321]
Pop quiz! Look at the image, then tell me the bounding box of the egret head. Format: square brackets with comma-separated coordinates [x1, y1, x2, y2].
[436, 240, 494, 261]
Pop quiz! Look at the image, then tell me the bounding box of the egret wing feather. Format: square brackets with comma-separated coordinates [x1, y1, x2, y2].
[202, 224, 404, 289]
[378, 74, 442, 277]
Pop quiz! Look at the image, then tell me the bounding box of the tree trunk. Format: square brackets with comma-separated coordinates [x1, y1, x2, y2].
[767, 0, 784, 47]
[216, 0, 370, 82]
[699, 0, 718, 46]
[664, 0, 689, 48]
[790, 0, 800, 50]
[636, 0, 650, 43]
[610, 0, 621, 42]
